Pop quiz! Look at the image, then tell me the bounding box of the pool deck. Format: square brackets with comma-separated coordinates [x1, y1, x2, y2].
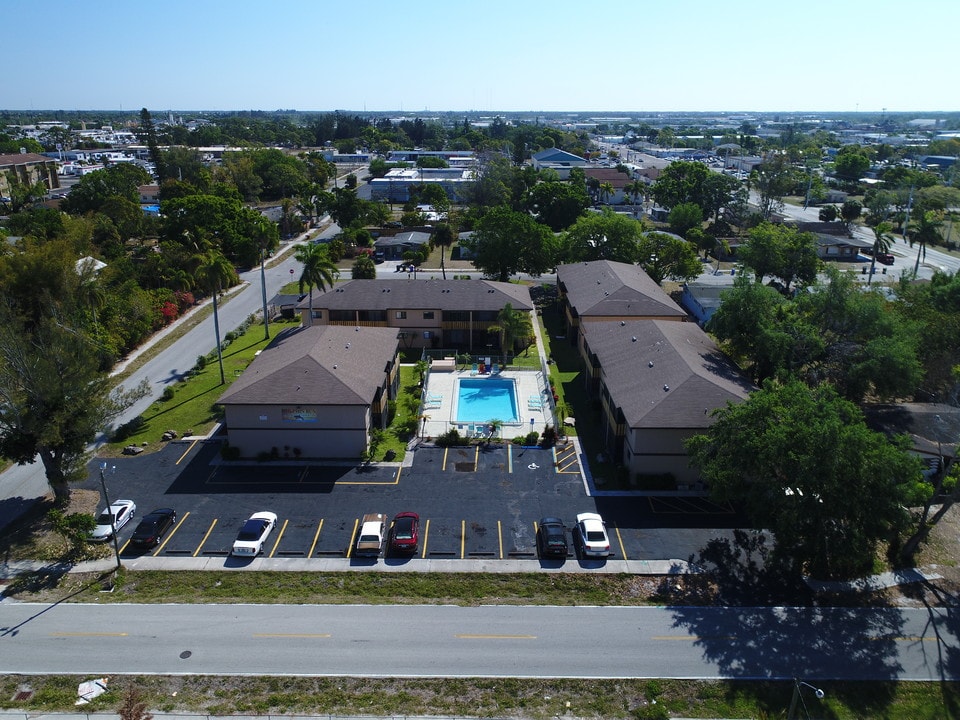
[421, 369, 551, 440]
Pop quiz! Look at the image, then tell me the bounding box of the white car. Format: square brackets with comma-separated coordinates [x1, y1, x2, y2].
[90, 499, 136, 541]
[575, 512, 610, 557]
[231, 511, 278, 556]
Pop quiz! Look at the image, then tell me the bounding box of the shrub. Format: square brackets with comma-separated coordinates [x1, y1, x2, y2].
[220, 444, 241, 461]
[436, 428, 465, 447]
[524, 431, 540, 446]
[112, 415, 145, 442]
[195, 354, 207, 371]
[160, 386, 175, 402]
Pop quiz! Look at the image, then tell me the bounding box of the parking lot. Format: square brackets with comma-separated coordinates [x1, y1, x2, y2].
[86, 439, 742, 565]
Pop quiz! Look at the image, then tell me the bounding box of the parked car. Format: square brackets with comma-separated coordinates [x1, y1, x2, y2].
[389, 512, 420, 554]
[355, 513, 387, 558]
[536, 517, 568, 558]
[90, 499, 136, 541]
[575, 512, 610, 557]
[231, 511, 278, 557]
[130, 508, 177, 548]
[876, 253, 895, 265]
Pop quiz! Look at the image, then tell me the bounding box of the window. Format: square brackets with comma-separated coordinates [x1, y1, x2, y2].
[396, 311, 407, 319]
[423, 311, 434, 320]
[311, 310, 322, 319]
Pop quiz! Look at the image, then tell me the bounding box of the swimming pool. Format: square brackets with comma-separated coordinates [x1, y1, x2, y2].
[456, 378, 519, 423]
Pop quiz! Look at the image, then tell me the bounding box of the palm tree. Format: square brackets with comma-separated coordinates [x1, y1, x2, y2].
[194, 249, 237, 385]
[909, 210, 944, 276]
[432, 222, 455, 279]
[624, 179, 646, 214]
[294, 242, 339, 323]
[867, 221, 895, 286]
[598, 182, 615, 206]
[487, 303, 533, 361]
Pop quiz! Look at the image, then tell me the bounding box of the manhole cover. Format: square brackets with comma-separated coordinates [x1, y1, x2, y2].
[179, 650, 192, 659]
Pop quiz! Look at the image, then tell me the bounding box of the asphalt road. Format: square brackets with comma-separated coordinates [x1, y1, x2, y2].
[0, 602, 956, 680]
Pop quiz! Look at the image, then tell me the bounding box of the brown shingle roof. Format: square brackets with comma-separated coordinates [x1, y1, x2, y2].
[295, 279, 533, 312]
[583, 319, 753, 429]
[218, 325, 398, 407]
[0, 153, 54, 167]
[557, 260, 686, 319]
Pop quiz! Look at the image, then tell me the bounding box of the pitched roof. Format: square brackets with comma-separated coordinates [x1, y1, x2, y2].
[296, 279, 533, 313]
[583, 168, 632, 187]
[583, 320, 754, 429]
[218, 325, 399, 407]
[556, 260, 685, 319]
[0, 152, 54, 167]
[532, 148, 586, 164]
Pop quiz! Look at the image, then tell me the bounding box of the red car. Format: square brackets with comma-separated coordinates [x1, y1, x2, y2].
[390, 512, 420, 554]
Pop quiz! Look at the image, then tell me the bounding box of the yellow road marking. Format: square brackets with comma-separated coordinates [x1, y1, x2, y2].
[460, 519, 465, 559]
[497, 520, 503, 559]
[51, 632, 128, 637]
[473, 444, 479, 469]
[175, 438, 199, 465]
[614, 525, 627, 560]
[253, 633, 331, 638]
[154, 511, 190, 556]
[442, 447, 449, 471]
[456, 634, 537, 640]
[193, 518, 217, 557]
[346, 518, 359, 558]
[421, 518, 430, 558]
[507, 443, 513, 473]
[308, 519, 324, 557]
[268, 519, 288, 557]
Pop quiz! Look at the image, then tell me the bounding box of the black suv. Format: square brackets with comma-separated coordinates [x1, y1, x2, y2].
[131, 508, 177, 548]
[536, 517, 569, 558]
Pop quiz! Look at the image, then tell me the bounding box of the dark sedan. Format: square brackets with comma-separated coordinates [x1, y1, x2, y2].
[536, 517, 569, 558]
[130, 508, 177, 548]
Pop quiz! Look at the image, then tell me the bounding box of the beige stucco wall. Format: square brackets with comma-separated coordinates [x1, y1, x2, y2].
[623, 427, 701, 484]
[224, 403, 370, 459]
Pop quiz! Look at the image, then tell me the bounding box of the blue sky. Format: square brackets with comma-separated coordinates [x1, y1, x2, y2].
[5, 0, 956, 113]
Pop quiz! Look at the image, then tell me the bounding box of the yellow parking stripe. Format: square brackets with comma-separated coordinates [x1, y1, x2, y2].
[460, 519, 465, 559]
[346, 517, 359, 558]
[268, 519, 288, 557]
[193, 518, 217, 557]
[497, 520, 503, 559]
[614, 525, 627, 560]
[175, 438, 199, 465]
[421, 518, 430, 558]
[442, 447, 450, 471]
[308, 519, 324, 557]
[154, 511, 190, 556]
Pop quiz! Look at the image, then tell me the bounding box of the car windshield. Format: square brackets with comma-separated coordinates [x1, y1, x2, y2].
[237, 520, 266, 541]
[395, 519, 414, 539]
[96, 512, 115, 524]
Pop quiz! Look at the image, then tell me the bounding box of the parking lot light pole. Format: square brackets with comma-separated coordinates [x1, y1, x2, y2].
[787, 678, 825, 720]
[99, 462, 122, 571]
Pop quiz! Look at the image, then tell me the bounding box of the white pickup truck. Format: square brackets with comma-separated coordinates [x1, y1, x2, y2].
[354, 513, 387, 557]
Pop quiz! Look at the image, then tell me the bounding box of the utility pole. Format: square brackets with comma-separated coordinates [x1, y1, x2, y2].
[99, 462, 122, 571]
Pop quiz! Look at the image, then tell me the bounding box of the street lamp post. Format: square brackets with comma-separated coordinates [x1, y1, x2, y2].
[98, 462, 122, 571]
[787, 678, 825, 720]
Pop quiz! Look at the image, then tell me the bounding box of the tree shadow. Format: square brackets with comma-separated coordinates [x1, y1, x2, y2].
[665, 530, 905, 718]
[0, 569, 116, 636]
[899, 578, 960, 714]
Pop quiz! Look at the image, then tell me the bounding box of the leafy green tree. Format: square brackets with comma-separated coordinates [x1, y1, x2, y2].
[4, 206, 65, 240]
[686, 379, 918, 579]
[738, 222, 819, 292]
[637, 231, 701, 284]
[668, 202, 704, 236]
[465, 206, 558, 282]
[651, 160, 710, 210]
[833, 147, 871, 182]
[840, 199, 863, 230]
[162, 194, 274, 267]
[0, 308, 147, 505]
[137, 108, 166, 181]
[193, 249, 237, 385]
[61, 164, 152, 215]
[598, 182, 615, 205]
[818, 205, 839, 222]
[525, 180, 590, 232]
[749, 153, 795, 220]
[294, 242, 339, 320]
[351, 253, 376, 279]
[561, 209, 643, 264]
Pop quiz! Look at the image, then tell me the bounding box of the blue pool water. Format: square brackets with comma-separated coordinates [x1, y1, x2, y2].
[456, 378, 518, 422]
